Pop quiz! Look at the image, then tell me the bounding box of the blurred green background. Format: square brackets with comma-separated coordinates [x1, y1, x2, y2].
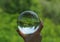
[0, 0, 60, 42]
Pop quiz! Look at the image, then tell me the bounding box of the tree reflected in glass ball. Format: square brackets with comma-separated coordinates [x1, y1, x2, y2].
[17, 11, 40, 34]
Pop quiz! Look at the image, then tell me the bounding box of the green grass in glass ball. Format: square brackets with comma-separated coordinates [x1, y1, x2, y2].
[18, 17, 40, 28]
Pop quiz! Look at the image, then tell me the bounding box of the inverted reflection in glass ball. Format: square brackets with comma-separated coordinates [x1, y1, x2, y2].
[17, 11, 40, 34]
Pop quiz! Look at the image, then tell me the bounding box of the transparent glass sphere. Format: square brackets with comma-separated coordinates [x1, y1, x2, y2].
[17, 11, 40, 34]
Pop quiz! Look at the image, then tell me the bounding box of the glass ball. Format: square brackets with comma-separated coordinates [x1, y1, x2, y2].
[17, 11, 40, 34]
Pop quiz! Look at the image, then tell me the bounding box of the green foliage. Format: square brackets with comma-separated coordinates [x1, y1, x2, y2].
[0, 0, 60, 42]
[40, 0, 60, 24]
[2, 0, 20, 13]
[1, 0, 32, 13]
[0, 0, 42, 14]
[42, 18, 60, 42]
[18, 14, 40, 27]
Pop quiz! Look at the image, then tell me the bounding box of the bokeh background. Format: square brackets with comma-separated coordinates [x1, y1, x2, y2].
[0, 0, 60, 42]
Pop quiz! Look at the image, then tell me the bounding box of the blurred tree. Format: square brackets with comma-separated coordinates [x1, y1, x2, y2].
[1, 0, 32, 13]
[40, 0, 60, 24]
[0, 0, 41, 15]
[2, 0, 20, 13]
